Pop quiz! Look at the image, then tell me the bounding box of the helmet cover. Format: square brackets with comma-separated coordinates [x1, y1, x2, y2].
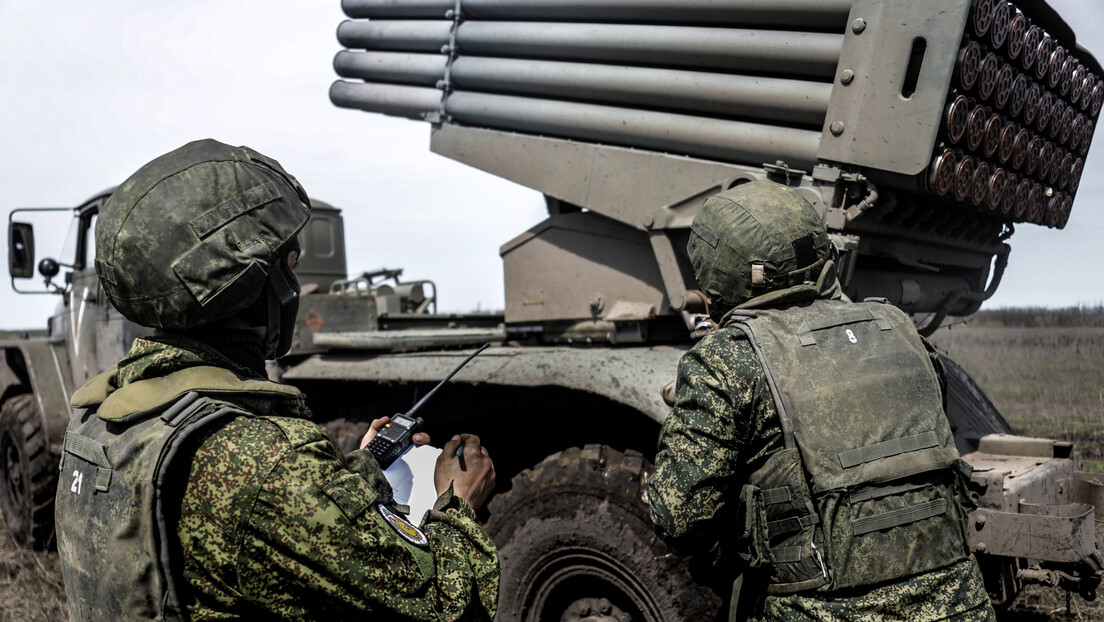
[687, 180, 831, 308]
[96, 139, 311, 330]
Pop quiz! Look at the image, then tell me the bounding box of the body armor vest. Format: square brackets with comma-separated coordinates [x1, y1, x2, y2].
[728, 298, 972, 593]
[55, 365, 308, 621]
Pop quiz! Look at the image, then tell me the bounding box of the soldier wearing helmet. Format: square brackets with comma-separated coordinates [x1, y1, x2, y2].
[54, 139, 498, 621]
[648, 180, 995, 621]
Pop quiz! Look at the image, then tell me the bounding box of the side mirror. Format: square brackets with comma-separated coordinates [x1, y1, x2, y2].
[8, 222, 35, 279]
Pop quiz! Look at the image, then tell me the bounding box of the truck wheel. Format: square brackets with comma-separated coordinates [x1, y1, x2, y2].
[486, 445, 722, 622]
[0, 394, 56, 549]
[940, 354, 1014, 454]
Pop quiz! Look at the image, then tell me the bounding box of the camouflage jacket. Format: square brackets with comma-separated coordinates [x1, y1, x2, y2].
[648, 310, 994, 621]
[89, 336, 497, 621]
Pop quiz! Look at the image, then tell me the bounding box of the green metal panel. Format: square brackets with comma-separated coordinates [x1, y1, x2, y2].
[817, 0, 972, 175]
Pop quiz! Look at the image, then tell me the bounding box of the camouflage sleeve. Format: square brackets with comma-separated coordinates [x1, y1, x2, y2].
[423, 490, 500, 618]
[648, 329, 778, 554]
[179, 417, 497, 620]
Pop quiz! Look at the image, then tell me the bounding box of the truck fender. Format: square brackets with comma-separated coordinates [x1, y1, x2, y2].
[282, 345, 688, 424]
[0, 341, 74, 451]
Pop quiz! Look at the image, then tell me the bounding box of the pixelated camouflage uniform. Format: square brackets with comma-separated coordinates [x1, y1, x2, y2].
[648, 181, 995, 621]
[59, 335, 497, 620]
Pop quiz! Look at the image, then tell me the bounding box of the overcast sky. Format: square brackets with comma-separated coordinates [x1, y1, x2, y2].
[2, 1, 1102, 330]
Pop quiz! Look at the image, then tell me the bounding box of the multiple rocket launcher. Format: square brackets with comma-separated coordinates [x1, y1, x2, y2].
[330, 0, 846, 173]
[331, 0, 1100, 233]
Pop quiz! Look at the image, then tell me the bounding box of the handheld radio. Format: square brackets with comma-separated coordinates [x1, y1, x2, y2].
[365, 343, 490, 468]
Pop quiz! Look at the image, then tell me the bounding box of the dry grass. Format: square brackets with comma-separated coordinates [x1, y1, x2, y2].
[0, 527, 64, 621]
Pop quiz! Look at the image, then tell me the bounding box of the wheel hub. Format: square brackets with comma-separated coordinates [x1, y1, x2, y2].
[559, 597, 631, 622]
[522, 548, 662, 622]
[1, 432, 24, 507]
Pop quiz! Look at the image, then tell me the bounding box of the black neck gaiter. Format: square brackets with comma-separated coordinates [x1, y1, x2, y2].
[157, 328, 268, 379]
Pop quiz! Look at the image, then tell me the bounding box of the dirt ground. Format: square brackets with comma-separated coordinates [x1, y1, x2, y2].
[1002, 585, 1104, 621]
[0, 528, 64, 622]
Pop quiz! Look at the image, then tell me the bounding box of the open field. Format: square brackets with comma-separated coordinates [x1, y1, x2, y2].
[1, 324, 1102, 620]
[929, 326, 1104, 470]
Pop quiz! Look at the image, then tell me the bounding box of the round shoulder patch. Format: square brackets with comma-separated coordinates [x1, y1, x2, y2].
[378, 504, 429, 547]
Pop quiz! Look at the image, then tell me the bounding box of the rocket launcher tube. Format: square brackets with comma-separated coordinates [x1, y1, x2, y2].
[330, 81, 441, 121]
[331, 84, 823, 170]
[445, 92, 823, 170]
[333, 50, 448, 86]
[341, 0, 854, 29]
[334, 52, 833, 126]
[337, 21, 845, 79]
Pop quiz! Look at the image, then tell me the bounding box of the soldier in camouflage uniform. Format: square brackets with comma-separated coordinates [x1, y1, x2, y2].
[54, 139, 498, 621]
[648, 180, 995, 622]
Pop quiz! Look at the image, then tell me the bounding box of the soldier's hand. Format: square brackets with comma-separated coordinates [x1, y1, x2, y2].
[436, 434, 496, 510]
[359, 416, 431, 449]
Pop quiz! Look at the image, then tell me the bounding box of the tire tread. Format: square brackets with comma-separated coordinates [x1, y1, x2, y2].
[0, 393, 58, 549]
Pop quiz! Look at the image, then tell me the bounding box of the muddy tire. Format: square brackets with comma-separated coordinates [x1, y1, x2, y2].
[486, 444, 722, 622]
[0, 394, 57, 549]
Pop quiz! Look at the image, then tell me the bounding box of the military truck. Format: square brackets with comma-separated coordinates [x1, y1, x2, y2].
[3, 0, 1104, 618]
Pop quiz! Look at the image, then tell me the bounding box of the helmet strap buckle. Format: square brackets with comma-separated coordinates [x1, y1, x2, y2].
[268, 265, 298, 305]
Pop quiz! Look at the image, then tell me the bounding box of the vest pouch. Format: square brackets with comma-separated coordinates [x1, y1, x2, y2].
[747, 447, 830, 594]
[58, 412, 177, 621]
[953, 458, 979, 543]
[738, 484, 769, 568]
[826, 472, 970, 589]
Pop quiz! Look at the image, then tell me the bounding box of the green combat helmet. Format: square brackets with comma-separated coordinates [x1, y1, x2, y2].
[687, 180, 832, 309]
[95, 138, 311, 357]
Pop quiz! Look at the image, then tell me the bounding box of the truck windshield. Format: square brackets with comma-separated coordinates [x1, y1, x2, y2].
[84, 213, 97, 269]
[59, 213, 81, 268]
